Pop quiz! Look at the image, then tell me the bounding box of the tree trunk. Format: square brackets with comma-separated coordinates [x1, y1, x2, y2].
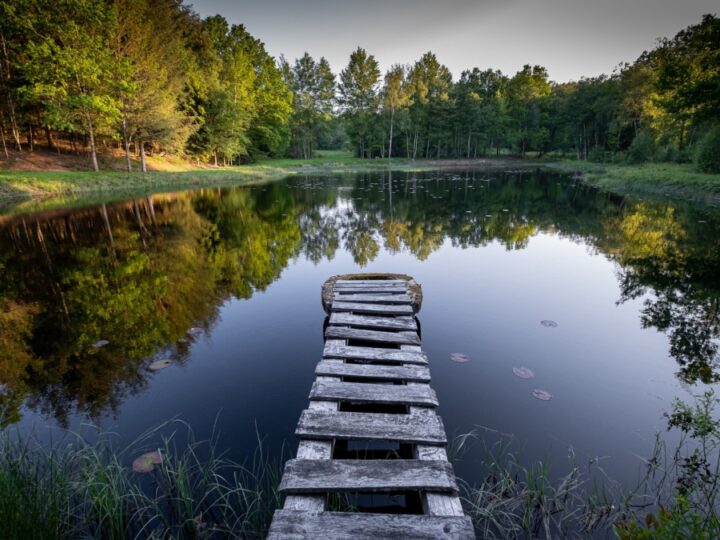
[214, 152, 218, 167]
[28, 125, 33, 152]
[466, 131, 472, 158]
[388, 108, 395, 160]
[0, 31, 22, 152]
[45, 126, 54, 150]
[139, 140, 147, 172]
[122, 117, 132, 172]
[86, 115, 99, 171]
[0, 120, 8, 159]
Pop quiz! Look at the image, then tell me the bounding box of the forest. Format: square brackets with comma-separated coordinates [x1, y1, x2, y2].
[0, 1, 718, 172]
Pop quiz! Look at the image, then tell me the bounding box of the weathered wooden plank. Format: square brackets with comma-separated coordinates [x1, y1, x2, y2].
[331, 301, 414, 316]
[335, 279, 406, 285]
[296, 409, 446, 444]
[278, 459, 458, 493]
[333, 285, 407, 293]
[315, 360, 430, 382]
[323, 343, 428, 364]
[268, 510, 475, 540]
[310, 380, 438, 407]
[333, 293, 411, 304]
[325, 326, 420, 345]
[329, 311, 417, 331]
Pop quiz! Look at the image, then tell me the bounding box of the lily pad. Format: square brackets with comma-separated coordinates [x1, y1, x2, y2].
[92, 339, 109, 349]
[449, 352, 470, 363]
[532, 389, 553, 401]
[149, 359, 173, 371]
[540, 320, 558, 328]
[513, 367, 535, 379]
[132, 450, 163, 473]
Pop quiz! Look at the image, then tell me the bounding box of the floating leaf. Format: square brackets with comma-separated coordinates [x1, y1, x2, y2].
[449, 353, 470, 363]
[132, 450, 163, 473]
[149, 359, 173, 371]
[513, 367, 535, 379]
[540, 320, 558, 328]
[92, 340, 109, 349]
[532, 389, 553, 401]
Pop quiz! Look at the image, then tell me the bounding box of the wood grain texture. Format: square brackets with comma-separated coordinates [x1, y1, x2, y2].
[323, 343, 428, 364]
[335, 279, 406, 285]
[333, 285, 407, 293]
[267, 510, 475, 540]
[278, 459, 458, 493]
[331, 301, 414, 315]
[329, 311, 417, 331]
[325, 326, 420, 345]
[333, 293, 411, 304]
[310, 380, 438, 407]
[296, 409, 446, 444]
[315, 360, 430, 382]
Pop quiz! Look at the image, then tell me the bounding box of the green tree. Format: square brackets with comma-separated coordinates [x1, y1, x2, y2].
[283, 53, 335, 158]
[381, 64, 411, 159]
[338, 47, 381, 157]
[20, 0, 121, 171]
[406, 52, 453, 158]
[505, 65, 552, 156]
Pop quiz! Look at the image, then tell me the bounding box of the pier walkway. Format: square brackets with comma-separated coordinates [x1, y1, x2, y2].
[268, 275, 475, 539]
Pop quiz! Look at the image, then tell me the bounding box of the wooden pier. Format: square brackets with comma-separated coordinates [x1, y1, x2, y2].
[268, 276, 475, 539]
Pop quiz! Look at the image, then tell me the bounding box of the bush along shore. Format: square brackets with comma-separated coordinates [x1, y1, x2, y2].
[2, 392, 719, 539]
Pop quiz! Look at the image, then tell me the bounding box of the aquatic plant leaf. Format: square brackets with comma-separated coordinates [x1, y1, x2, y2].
[450, 353, 470, 363]
[92, 339, 109, 349]
[532, 389, 553, 401]
[513, 367, 535, 379]
[540, 320, 558, 328]
[132, 450, 162, 473]
[149, 359, 173, 371]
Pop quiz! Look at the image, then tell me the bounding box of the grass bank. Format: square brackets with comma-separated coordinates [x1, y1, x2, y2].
[0, 150, 534, 211]
[545, 160, 720, 205]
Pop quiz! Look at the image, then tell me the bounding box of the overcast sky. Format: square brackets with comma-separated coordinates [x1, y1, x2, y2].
[190, 0, 717, 82]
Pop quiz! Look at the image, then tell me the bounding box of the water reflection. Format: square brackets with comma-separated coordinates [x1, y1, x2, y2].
[0, 170, 719, 427]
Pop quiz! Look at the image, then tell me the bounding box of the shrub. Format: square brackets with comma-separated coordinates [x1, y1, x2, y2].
[627, 130, 656, 164]
[587, 146, 612, 163]
[694, 125, 720, 173]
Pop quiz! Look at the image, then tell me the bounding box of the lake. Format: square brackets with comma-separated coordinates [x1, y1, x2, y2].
[1, 168, 718, 492]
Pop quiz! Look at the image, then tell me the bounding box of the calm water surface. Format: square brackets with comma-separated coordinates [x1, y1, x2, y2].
[1, 169, 719, 489]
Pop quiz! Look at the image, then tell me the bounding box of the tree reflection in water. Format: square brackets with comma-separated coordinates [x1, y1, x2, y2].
[0, 170, 719, 426]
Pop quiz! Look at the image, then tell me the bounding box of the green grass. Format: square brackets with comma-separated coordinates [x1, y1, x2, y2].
[0, 151, 538, 211]
[0, 421, 283, 539]
[545, 160, 720, 204]
[0, 167, 289, 200]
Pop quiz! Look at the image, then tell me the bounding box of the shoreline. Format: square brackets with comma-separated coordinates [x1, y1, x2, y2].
[0, 158, 537, 213]
[544, 160, 720, 206]
[2, 157, 720, 214]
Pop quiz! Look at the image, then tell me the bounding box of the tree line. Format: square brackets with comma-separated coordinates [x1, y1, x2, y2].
[0, 1, 718, 172]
